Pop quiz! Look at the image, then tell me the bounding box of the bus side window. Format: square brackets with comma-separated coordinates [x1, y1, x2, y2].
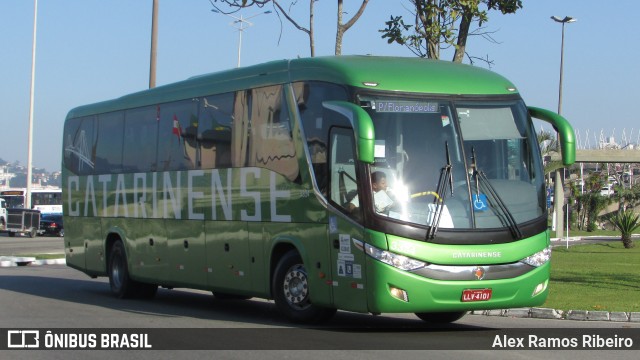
[329, 127, 361, 221]
[124, 106, 159, 172]
[199, 93, 234, 169]
[95, 112, 124, 174]
[297, 82, 349, 196]
[63, 116, 96, 175]
[231, 90, 250, 167]
[156, 100, 198, 171]
[248, 85, 300, 182]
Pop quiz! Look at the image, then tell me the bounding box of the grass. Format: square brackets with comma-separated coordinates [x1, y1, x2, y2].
[550, 228, 620, 238]
[544, 241, 640, 313]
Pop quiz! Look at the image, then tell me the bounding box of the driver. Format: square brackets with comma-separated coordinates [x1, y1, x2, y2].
[347, 171, 394, 214]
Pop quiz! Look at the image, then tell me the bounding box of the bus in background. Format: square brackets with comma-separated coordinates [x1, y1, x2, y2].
[62, 56, 574, 324]
[0, 187, 62, 214]
[0, 198, 6, 230]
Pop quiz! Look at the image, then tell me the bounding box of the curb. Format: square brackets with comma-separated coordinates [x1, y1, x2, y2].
[550, 234, 640, 243]
[0, 256, 66, 267]
[470, 307, 640, 323]
[550, 237, 581, 242]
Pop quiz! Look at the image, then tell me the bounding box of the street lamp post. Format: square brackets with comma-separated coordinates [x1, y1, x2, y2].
[550, 15, 576, 240]
[211, 8, 271, 67]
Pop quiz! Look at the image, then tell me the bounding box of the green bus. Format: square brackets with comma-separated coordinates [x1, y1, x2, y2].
[62, 56, 574, 323]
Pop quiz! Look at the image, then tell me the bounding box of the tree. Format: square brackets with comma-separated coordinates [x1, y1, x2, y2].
[537, 129, 562, 176]
[608, 210, 639, 249]
[612, 181, 640, 213]
[575, 172, 610, 232]
[211, 0, 370, 57]
[335, 0, 369, 55]
[379, 0, 522, 64]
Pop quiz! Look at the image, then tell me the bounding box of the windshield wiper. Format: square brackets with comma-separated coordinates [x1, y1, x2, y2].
[427, 141, 454, 239]
[470, 147, 523, 239]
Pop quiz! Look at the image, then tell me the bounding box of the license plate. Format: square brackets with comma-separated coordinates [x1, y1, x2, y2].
[461, 288, 492, 302]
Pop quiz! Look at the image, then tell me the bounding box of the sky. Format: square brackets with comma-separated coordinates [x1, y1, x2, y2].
[1, 0, 639, 172]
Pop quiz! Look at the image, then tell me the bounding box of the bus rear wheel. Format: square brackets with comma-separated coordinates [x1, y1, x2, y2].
[108, 240, 157, 299]
[415, 311, 467, 323]
[272, 250, 336, 323]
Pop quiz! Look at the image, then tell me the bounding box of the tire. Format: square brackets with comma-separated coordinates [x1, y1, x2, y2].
[8, 232, 15, 237]
[28, 228, 36, 238]
[272, 250, 336, 323]
[108, 240, 157, 299]
[415, 311, 467, 324]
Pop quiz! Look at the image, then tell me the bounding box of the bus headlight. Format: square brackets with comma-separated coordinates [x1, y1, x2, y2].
[520, 246, 551, 267]
[365, 243, 427, 271]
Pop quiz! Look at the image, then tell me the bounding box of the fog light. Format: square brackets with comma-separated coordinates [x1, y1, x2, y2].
[389, 286, 409, 302]
[532, 280, 548, 297]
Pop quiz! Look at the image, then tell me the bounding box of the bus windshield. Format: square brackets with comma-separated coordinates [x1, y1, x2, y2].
[1, 194, 25, 208]
[362, 96, 545, 233]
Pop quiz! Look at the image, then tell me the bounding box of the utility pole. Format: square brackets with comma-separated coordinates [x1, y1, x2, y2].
[26, 0, 38, 209]
[149, 0, 159, 88]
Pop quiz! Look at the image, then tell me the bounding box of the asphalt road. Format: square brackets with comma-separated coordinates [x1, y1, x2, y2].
[0, 232, 65, 255]
[1, 234, 638, 359]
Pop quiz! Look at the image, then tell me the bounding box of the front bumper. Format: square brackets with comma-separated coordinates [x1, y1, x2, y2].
[365, 256, 550, 313]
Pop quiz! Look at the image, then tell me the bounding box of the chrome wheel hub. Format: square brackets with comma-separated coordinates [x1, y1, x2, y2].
[283, 265, 310, 309]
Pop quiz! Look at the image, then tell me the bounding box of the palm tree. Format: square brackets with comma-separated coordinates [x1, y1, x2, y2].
[537, 129, 562, 176]
[608, 210, 639, 249]
[575, 173, 610, 231]
[613, 183, 640, 212]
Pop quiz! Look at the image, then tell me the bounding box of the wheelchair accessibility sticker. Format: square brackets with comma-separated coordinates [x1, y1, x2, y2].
[473, 194, 488, 211]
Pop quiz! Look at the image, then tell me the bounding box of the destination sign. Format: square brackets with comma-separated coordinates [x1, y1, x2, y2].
[376, 101, 439, 113]
[1, 190, 24, 196]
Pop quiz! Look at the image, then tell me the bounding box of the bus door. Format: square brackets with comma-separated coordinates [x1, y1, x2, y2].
[327, 127, 368, 313]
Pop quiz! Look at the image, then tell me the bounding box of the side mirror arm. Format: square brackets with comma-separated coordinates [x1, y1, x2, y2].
[528, 106, 575, 166]
[323, 101, 375, 163]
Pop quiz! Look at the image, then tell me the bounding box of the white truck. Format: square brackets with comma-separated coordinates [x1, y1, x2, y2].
[0, 199, 40, 238]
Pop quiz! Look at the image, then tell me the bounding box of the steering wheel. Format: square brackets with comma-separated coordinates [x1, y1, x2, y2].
[410, 191, 441, 202]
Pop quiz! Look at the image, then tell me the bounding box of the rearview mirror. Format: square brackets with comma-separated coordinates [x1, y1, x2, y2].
[528, 106, 575, 166]
[322, 101, 375, 163]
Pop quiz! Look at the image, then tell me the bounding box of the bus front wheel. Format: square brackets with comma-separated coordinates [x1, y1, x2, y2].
[415, 311, 467, 323]
[108, 240, 157, 299]
[272, 250, 336, 323]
